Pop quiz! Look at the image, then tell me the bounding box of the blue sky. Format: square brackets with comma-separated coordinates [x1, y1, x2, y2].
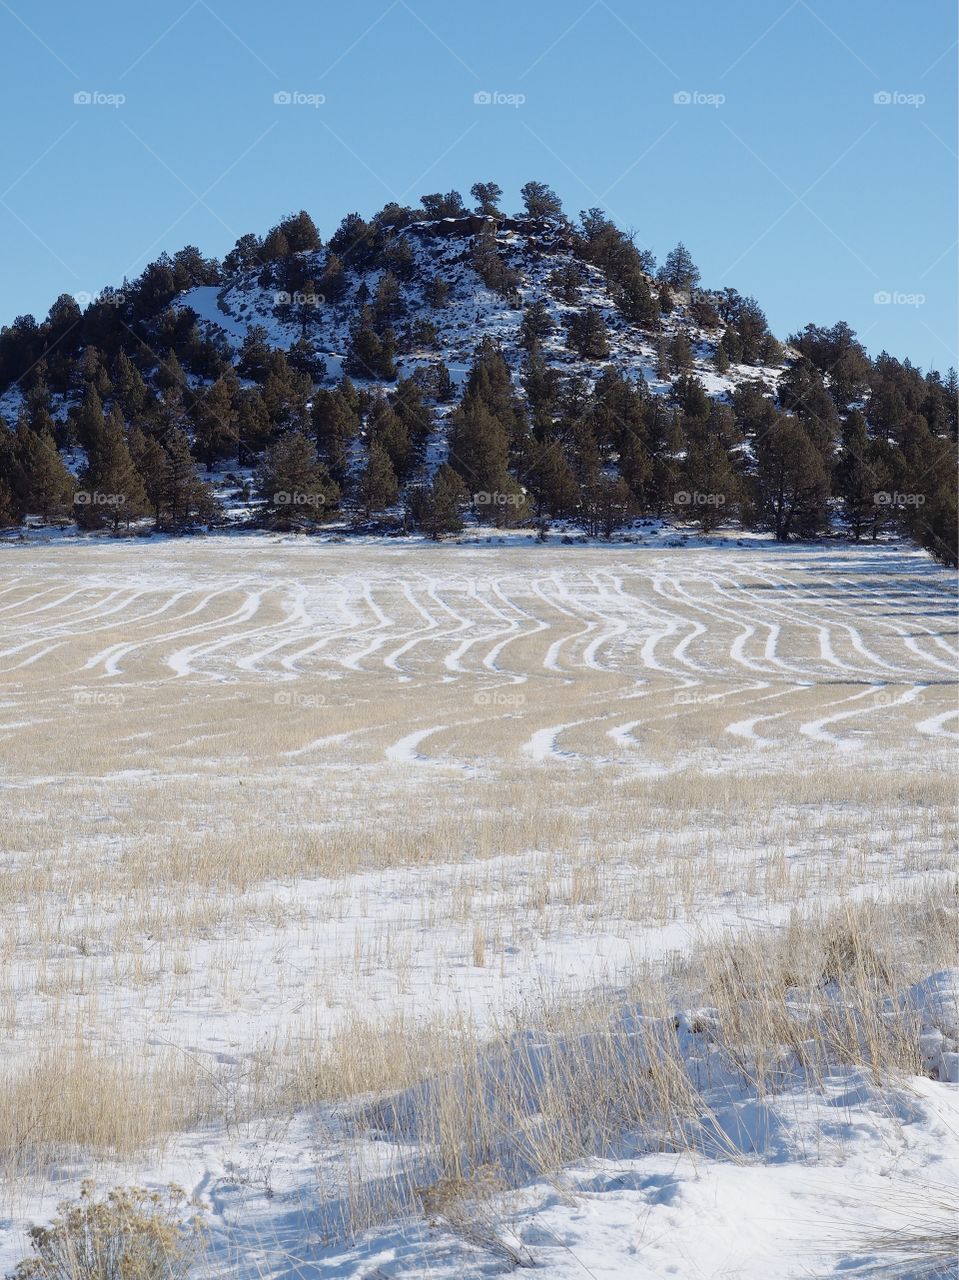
[1, 0, 955, 372]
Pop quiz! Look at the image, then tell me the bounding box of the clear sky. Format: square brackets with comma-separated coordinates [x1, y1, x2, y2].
[1, 0, 955, 372]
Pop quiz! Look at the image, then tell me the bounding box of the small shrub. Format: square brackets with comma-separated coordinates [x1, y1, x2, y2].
[12, 1182, 206, 1280]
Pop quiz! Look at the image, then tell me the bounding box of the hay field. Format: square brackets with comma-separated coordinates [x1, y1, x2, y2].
[0, 533, 955, 1277]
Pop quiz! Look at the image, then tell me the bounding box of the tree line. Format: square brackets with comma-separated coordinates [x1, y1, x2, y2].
[0, 182, 954, 564]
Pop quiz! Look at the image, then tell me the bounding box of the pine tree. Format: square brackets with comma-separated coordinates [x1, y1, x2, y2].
[161, 429, 218, 527]
[128, 426, 170, 526]
[669, 330, 693, 373]
[256, 431, 339, 525]
[13, 418, 74, 521]
[566, 307, 609, 359]
[659, 243, 700, 291]
[425, 274, 451, 308]
[359, 440, 399, 517]
[113, 350, 150, 418]
[519, 181, 564, 220]
[520, 299, 554, 351]
[237, 326, 273, 381]
[834, 410, 873, 539]
[345, 308, 397, 380]
[192, 376, 239, 470]
[470, 182, 503, 217]
[408, 464, 468, 538]
[74, 386, 106, 453]
[76, 407, 148, 529]
[756, 415, 829, 540]
[368, 399, 413, 481]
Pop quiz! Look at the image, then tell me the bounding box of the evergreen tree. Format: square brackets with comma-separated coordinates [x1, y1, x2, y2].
[519, 181, 564, 220]
[470, 182, 503, 217]
[756, 416, 830, 540]
[669, 330, 693, 373]
[659, 243, 700, 291]
[192, 375, 239, 470]
[520, 299, 554, 350]
[566, 307, 610, 359]
[74, 385, 106, 453]
[128, 426, 169, 525]
[359, 440, 399, 517]
[12, 418, 74, 521]
[368, 398, 413, 480]
[256, 431, 339, 525]
[425, 274, 451, 308]
[75, 407, 148, 529]
[312, 387, 360, 484]
[408, 464, 468, 538]
[345, 307, 397, 380]
[834, 409, 873, 539]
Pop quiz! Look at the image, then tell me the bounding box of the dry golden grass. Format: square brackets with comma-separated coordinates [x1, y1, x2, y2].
[0, 538, 953, 1216]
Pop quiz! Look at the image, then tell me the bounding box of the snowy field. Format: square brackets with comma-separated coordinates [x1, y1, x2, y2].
[0, 532, 956, 1278]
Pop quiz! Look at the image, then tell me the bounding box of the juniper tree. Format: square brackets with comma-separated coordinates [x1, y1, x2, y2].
[75, 407, 148, 529]
[256, 430, 339, 525]
[12, 417, 74, 521]
[756, 415, 830, 541]
[519, 181, 564, 220]
[408, 463, 468, 538]
[359, 440, 399, 517]
[659, 242, 700, 291]
[470, 182, 503, 217]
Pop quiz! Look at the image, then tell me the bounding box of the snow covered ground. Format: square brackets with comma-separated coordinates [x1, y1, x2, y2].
[0, 533, 955, 1277]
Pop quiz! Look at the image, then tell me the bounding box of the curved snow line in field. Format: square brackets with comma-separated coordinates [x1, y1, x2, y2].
[382, 580, 442, 672]
[796, 684, 926, 749]
[385, 724, 448, 763]
[916, 707, 959, 739]
[167, 590, 265, 677]
[731, 563, 909, 676]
